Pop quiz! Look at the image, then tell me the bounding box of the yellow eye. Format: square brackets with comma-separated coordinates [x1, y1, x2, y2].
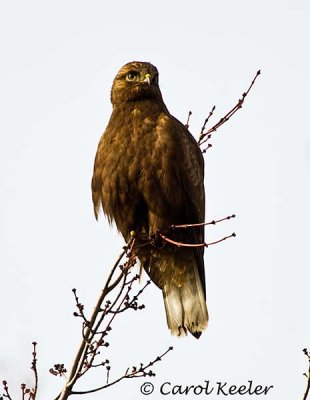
[126, 71, 140, 82]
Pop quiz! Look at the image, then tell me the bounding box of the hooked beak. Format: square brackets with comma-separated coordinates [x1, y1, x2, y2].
[143, 73, 151, 86]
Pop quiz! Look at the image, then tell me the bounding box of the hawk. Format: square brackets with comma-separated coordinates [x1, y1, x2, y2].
[92, 61, 208, 338]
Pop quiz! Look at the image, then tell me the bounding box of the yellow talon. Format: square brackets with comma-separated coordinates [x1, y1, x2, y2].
[130, 230, 135, 237]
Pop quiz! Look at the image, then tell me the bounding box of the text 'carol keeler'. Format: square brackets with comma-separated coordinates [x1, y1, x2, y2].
[140, 380, 274, 396]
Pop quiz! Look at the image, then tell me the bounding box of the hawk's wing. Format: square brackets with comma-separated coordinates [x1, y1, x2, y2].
[171, 117, 206, 294]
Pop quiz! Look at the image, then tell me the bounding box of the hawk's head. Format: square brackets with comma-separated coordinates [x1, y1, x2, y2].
[111, 61, 164, 106]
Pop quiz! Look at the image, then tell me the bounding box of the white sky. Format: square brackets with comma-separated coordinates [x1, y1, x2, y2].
[1, 0, 309, 399]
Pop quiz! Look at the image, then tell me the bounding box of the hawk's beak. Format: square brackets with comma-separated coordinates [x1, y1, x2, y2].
[143, 73, 151, 86]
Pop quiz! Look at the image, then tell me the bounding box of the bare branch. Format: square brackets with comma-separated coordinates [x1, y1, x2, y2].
[198, 70, 261, 146]
[70, 347, 173, 395]
[54, 243, 132, 400]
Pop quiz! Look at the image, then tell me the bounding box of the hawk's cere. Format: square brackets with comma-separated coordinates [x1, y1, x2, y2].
[92, 61, 208, 338]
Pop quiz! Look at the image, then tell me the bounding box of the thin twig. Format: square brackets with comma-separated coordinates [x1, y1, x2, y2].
[302, 348, 310, 400]
[185, 111, 192, 129]
[198, 105, 216, 138]
[21, 384, 26, 400]
[158, 232, 236, 248]
[202, 143, 213, 153]
[72, 290, 89, 325]
[31, 342, 38, 399]
[170, 214, 236, 229]
[206, 233, 236, 246]
[159, 233, 205, 248]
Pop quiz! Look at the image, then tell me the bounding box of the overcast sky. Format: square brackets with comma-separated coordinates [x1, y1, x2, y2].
[1, 1, 310, 399]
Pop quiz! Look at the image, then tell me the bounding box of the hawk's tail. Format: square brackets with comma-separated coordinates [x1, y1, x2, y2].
[163, 262, 208, 339]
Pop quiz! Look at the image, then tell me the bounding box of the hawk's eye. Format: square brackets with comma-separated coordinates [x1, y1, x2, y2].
[126, 71, 140, 82]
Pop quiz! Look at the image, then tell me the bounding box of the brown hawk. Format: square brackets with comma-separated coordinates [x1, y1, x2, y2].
[92, 61, 208, 338]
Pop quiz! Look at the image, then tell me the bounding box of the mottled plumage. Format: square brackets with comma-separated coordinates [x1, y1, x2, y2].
[92, 61, 208, 338]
